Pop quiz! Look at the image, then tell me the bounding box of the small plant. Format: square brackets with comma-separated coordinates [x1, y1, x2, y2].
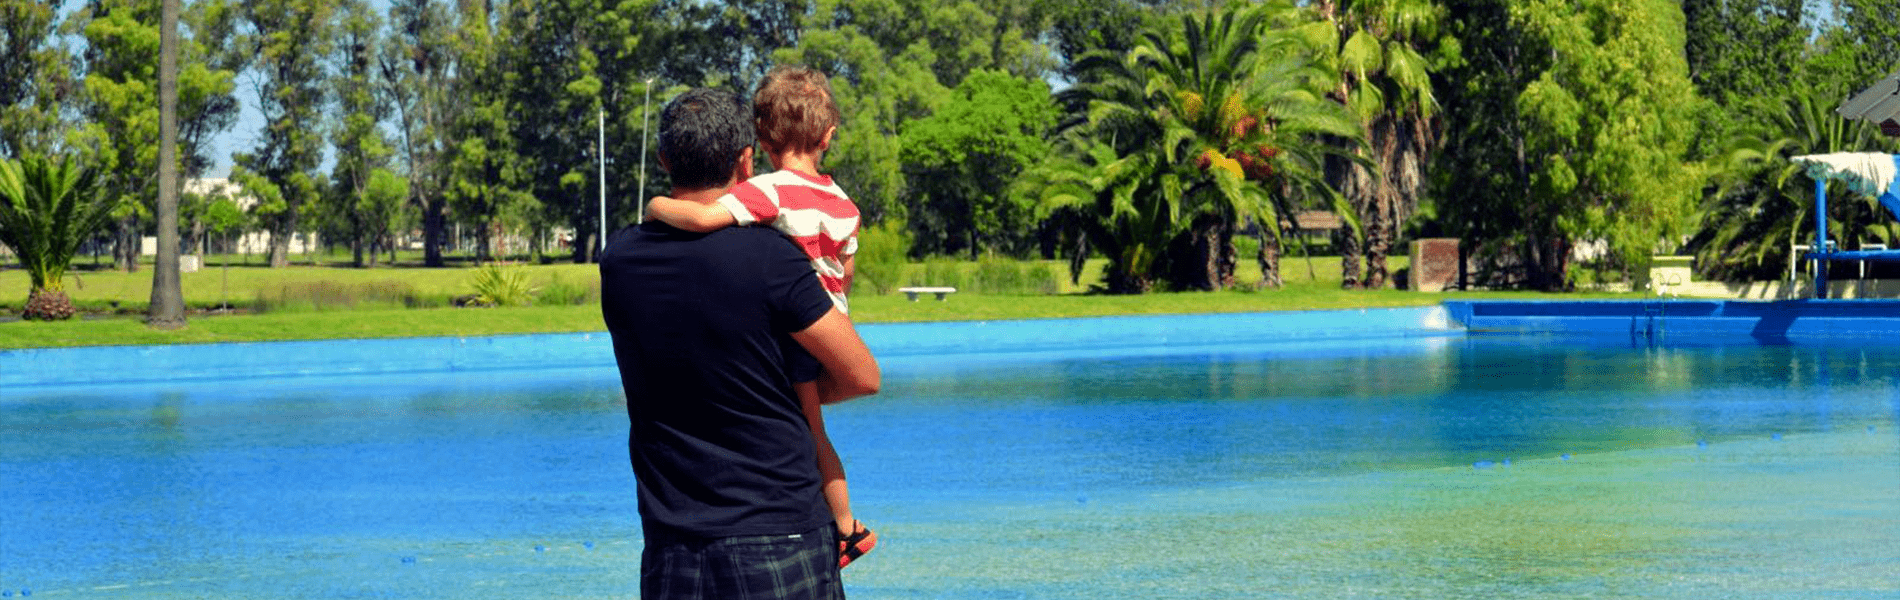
[0, 153, 114, 320]
[468, 263, 536, 307]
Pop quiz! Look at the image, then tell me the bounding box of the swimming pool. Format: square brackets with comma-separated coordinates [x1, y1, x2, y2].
[3, 312, 1896, 598]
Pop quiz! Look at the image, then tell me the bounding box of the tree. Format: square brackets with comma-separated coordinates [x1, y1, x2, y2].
[326, 0, 392, 267]
[381, 0, 455, 266]
[1692, 89, 1899, 281]
[440, 0, 530, 262]
[1308, 0, 1452, 289]
[900, 69, 1057, 259]
[775, 0, 1063, 228]
[234, 0, 335, 267]
[1681, 0, 1807, 147]
[201, 191, 244, 306]
[1, 0, 79, 157]
[1047, 0, 1167, 79]
[71, 0, 239, 273]
[0, 153, 114, 320]
[151, 0, 186, 329]
[491, 0, 664, 263]
[1805, 0, 1900, 92]
[1044, 3, 1359, 293]
[75, 0, 163, 272]
[359, 168, 412, 265]
[1434, 0, 1702, 290]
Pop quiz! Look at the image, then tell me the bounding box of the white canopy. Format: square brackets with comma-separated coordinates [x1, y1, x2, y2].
[1791, 152, 1900, 214]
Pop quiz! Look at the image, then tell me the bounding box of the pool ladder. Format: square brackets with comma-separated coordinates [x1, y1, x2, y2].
[1639, 301, 1667, 341]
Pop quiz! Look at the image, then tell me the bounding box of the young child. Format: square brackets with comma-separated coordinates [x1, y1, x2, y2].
[644, 65, 876, 569]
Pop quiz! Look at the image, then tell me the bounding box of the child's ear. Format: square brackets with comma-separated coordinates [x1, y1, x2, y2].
[820, 126, 836, 152]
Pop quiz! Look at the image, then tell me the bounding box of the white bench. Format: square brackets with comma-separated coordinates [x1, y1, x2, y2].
[897, 286, 958, 301]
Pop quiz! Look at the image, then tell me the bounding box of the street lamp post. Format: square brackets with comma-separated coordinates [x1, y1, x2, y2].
[597, 105, 606, 260]
[637, 78, 654, 223]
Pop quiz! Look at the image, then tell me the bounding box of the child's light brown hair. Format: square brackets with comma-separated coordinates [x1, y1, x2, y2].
[753, 65, 841, 155]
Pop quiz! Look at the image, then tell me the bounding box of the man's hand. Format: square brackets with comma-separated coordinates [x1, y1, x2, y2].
[790, 308, 879, 403]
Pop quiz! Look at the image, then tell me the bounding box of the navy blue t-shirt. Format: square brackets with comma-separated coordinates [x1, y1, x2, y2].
[599, 221, 836, 539]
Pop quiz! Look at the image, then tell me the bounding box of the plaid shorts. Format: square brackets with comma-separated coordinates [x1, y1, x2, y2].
[641, 525, 845, 600]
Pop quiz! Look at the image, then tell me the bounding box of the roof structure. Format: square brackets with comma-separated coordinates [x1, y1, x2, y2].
[1838, 69, 1900, 137]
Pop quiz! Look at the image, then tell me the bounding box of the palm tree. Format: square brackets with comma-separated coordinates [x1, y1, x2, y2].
[1307, 0, 1447, 289]
[1044, 1, 1360, 292]
[1692, 88, 1899, 281]
[0, 153, 115, 320]
[150, 0, 186, 329]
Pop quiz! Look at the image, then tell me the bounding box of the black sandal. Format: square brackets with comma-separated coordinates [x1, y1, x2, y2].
[837, 520, 878, 568]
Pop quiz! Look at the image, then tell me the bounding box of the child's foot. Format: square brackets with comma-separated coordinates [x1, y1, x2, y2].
[837, 520, 877, 568]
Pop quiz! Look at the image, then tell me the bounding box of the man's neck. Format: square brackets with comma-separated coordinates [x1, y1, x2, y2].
[769, 149, 824, 177]
[668, 185, 729, 205]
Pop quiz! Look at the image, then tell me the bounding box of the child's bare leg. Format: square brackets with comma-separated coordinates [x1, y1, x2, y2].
[796, 380, 855, 529]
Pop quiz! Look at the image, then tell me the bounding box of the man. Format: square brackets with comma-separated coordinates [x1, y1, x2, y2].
[600, 87, 879, 600]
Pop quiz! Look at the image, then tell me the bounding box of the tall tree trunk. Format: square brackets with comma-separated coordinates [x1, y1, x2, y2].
[115, 217, 140, 272]
[1364, 189, 1390, 289]
[149, 0, 185, 329]
[1338, 226, 1363, 289]
[1255, 226, 1282, 289]
[1217, 218, 1237, 289]
[268, 222, 291, 268]
[187, 218, 204, 255]
[423, 193, 445, 266]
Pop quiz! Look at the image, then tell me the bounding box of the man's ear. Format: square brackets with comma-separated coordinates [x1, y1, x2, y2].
[657, 153, 671, 174]
[735, 145, 756, 182]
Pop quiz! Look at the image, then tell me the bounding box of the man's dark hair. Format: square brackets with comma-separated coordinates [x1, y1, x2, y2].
[658, 87, 755, 191]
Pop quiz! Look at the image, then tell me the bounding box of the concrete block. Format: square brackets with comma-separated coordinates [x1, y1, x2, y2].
[1409, 238, 1460, 291]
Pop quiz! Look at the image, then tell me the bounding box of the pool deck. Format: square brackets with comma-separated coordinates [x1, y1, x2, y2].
[7, 299, 1899, 389]
[1445, 299, 1900, 341]
[0, 307, 1459, 388]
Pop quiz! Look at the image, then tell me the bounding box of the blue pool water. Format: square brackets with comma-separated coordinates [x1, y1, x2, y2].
[4, 328, 1898, 598]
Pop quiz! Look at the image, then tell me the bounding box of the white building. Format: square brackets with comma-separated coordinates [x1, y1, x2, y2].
[145, 177, 320, 256]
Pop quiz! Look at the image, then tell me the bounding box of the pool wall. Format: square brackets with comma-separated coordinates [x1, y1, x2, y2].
[2, 307, 1458, 388]
[1445, 299, 1900, 340]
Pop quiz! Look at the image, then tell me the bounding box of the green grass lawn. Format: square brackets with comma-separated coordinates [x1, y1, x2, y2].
[0, 255, 1642, 349]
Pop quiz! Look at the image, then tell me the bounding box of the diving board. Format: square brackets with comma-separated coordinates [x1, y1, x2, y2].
[1790, 152, 1900, 298]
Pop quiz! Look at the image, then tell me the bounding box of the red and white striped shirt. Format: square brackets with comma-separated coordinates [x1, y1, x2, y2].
[717, 169, 861, 313]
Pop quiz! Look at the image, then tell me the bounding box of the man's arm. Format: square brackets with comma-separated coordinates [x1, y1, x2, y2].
[647, 195, 739, 232]
[790, 309, 879, 403]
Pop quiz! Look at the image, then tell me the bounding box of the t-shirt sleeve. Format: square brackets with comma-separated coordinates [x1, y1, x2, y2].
[718, 181, 779, 227]
[763, 234, 835, 332]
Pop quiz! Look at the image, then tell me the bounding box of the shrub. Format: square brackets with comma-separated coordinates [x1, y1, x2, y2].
[467, 263, 536, 307]
[853, 219, 913, 295]
[918, 257, 964, 290]
[537, 272, 597, 305]
[1026, 262, 1061, 294]
[256, 279, 421, 312]
[973, 254, 1024, 293]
